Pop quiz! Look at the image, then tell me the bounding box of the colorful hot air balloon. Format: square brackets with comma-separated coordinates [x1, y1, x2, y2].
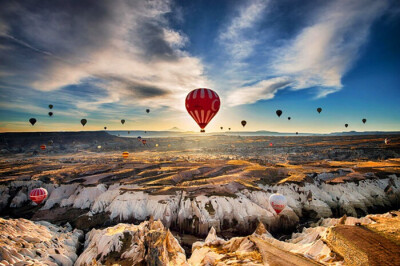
[185, 88, 220, 133]
[40, 144, 46, 150]
[269, 143, 273, 147]
[345, 124, 348, 128]
[29, 188, 48, 205]
[317, 107, 322, 114]
[122, 151, 129, 158]
[146, 109, 150, 113]
[121, 119, 125, 125]
[81, 119, 87, 126]
[48, 112, 53, 117]
[269, 194, 286, 214]
[49, 104, 53, 109]
[241, 120, 247, 127]
[385, 138, 390, 145]
[362, 118, 367, 124]
[276, 110, 282, 117]
[29, 118, 37, 126]
[97, 145, 102, 149]
[288, 117, 291, 120]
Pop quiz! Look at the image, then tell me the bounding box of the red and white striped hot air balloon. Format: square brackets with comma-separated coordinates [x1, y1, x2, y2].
[269, 193, 287, 215]
[40, 144, 46, 150]
[185, 88, 220, 132]
[29, 188, 48, 205]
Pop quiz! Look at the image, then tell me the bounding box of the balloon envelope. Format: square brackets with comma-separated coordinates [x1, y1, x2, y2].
[362, 118, 367, 124]
[317, 107, 322, 113]
[81, 119, 87, 126]
[40, 144, 46, 150]
[29, 118, 37, 126]
[185, 88, 220, 132]
[29, 188, 48, 204]
[121, 119, 125, 124]
[49, 104, 53, 109]
[269, 194, 287, 214]
[241, 120, 246, 127]
[146, 109, 150, 113]
[276, 110, 282, 117]
[345, 124, 348, 128]
[48, 112, 53, 117]
[122, 152, 129, 158]
[288, 117, 291, 120]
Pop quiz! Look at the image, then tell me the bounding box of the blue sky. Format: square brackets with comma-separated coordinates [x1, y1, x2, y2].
[0, 0, 399, 133]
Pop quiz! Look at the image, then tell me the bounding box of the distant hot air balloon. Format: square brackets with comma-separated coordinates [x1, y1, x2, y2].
[48, 112, 53, 117]
[296, 132, 298, 135]
[29, 118, 37, 126]
[137, 136, 142, 141]
[241, 120, 247, 127]
[185, 88, 220, 132]
[288, 117, 291, 120]
[104, 127, 107, 130]
[276, 110, 282, 117]
[128, 131, 130, 134]
[142, 139, 147, 145]
[220, 127, 223, 130]
[48, 140, 53, 145]
[362, 118, 367, 124]
[269, 194, 287, 214]
[345, 124, 348, 128]
[229, 128, 231, 131]
[29, 188, 48, 205]
[40, 144, 46, 150]
[146, 109, 150, 113]
[269, 143, 273, 147]
[49, 104, 53, 109]
[317, 107, 322, 114]
[81, 119, 87, 126]
[155, 144, 159, 147]
[145, 131, 147, 134]
[385, 138, 390, 145]
[121, 119, 125, 125]
[97, 145, 102, 149]
[122, 151, 129, 158]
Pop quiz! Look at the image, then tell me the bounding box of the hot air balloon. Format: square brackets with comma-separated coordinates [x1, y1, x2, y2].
[48, 140, 53, 145]
[296, 132, 298, 135]
[128, 131, 130, 134]
[345, 124, 348, 128]
[48, 112, 53, 117]
[229, 128, 231, 131]
[142, 139, 147, 145]
[40, 144, 46, 150]
[385, 138, 390, 145]
[185, 88, 220, 132]
[146, 109, 150, 113]
[269, 193, 286, 214]
[269, 143, 273, 147]
[122, 151, 129, 158]
[137, 136, 142, 141]
[220, 127, 223, 130]
[49, 104, 53, 109]
[29, 118, 37, 126]
[276, 110, 282, 117]
[121, 119, 125, 124]
[97, 145, 102, 149]
[241, 120, 247, 127]
[317, 107, 322, 114]
[81, 119, 87, 126]
[104, 127, 107, 130]
[362, 118, 367, 124]
[288, 117, 291, 120]
[29, 188, 48, 205]
[155, 144, 159, 147]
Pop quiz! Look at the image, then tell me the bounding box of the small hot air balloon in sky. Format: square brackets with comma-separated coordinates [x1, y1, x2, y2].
[81, 119, 87, 126]
[229, 128, 231, 131]
[122, 151, 129, 158]
[121, 119, 125, 125]
[29, 188, 48, 205]
[288, 117, 291, 120]
[345, 124, 348, 128]
[146, 109, 150, 113]
[48, 112, 53, 117]
[296, 132, 298, 135]
[185, 88, 220, 132]
[40, 144, 46, 150]
[317, 107, 322, 114]
[276, 110, 282, 117]
[269, 143, 273, 147]
[104, 127, 107, 130]
[142, 139, 147, 145]
[269, 193, 287, 214]
[362, 118, 367, 124]
[220, 126, 223, 130]
[49, 104, 53, 109]
[29, 118, 37, 126]
[241, 120, 247, 127]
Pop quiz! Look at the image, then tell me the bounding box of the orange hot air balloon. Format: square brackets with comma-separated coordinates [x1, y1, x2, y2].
[40, 144, 46, 150]
[122, 152, 129, 158]
[185, 88, 220, 133]
[29, 188, 48, 204]
[269, 143, 273, 147]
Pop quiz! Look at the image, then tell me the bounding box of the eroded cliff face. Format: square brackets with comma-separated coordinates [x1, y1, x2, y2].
[1, 174, 399, 236]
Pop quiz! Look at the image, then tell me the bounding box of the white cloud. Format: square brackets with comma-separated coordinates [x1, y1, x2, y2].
[227, 77, 291, 106]
[271, 0, 389, 97]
